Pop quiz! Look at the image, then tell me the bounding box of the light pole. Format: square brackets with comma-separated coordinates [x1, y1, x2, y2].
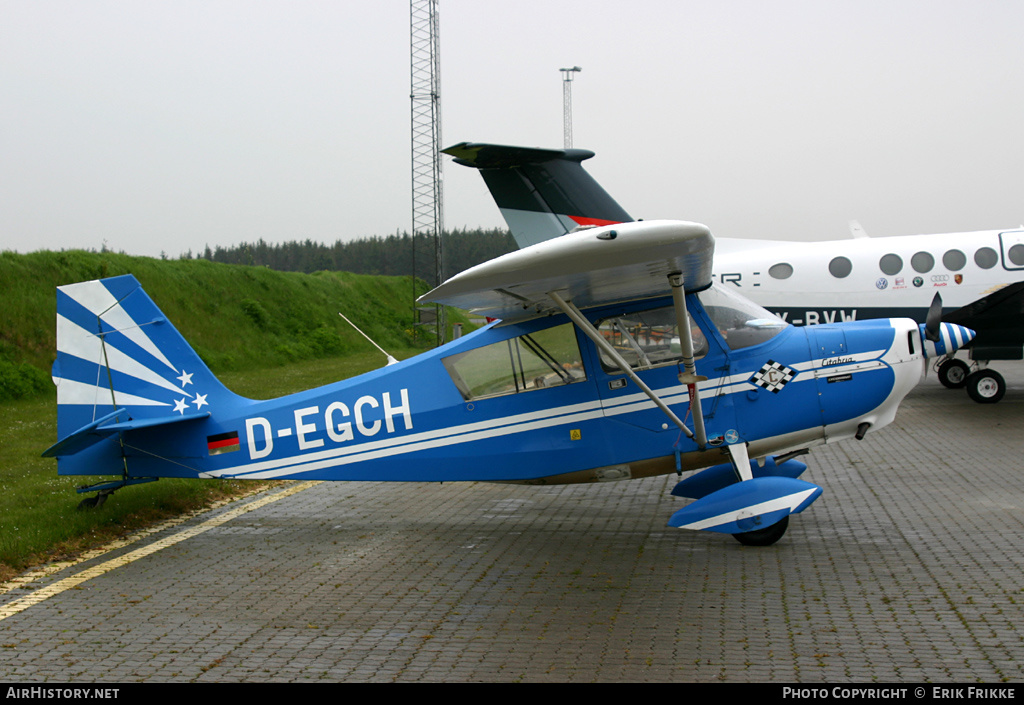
[560, 66, 582, 148]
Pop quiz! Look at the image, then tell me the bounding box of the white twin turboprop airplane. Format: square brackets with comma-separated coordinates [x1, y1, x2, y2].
[45, 141, 975, 545]
[712, 230, 1024, 403]
[446, 142, 1023, 403]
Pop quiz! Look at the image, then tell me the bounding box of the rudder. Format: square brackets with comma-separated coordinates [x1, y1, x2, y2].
[51, 274, 240, 451]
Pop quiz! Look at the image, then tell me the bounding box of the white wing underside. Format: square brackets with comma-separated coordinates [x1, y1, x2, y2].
[420, 220, 715, 323]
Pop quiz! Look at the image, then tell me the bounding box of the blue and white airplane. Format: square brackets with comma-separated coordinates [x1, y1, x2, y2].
[444, 142, 1023, 404]
[44, 180, 974, 545]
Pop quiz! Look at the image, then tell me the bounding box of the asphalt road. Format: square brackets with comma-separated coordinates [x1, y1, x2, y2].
[2, 365, 1023, 683]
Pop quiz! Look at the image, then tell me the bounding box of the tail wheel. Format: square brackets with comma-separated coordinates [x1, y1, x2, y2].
[733, 514, 789, 546]
[965, 369, 1006, 404]
[937, 359, 970, 389]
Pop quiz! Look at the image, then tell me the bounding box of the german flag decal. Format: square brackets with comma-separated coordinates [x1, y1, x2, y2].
[207, 431, 240, 455]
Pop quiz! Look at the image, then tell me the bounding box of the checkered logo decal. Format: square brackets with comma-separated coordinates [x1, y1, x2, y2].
[750, 360, 796, 394]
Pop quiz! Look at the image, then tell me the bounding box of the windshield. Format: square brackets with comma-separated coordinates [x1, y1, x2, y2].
[698, 285, 787, 350]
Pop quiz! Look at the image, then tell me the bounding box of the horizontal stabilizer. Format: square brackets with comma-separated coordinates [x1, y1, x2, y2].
[668, 476, 822, 534]
[671, 456, 808, 499]
[43, 410, 209, 458]
[41, 409, 125, 458]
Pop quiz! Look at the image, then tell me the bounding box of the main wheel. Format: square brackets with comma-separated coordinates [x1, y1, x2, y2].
[937, 358, 970, 389]
[966, 369, 1006, 404]
[733, 514, 789, 546]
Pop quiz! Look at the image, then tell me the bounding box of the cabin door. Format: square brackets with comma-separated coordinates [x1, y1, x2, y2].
[586, 303, 734, 442]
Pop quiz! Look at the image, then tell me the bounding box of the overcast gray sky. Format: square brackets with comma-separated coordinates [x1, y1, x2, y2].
[2, 0, 1022, 258]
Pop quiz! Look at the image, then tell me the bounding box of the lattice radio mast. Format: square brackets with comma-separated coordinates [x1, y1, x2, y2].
[410, 0, 445, 345]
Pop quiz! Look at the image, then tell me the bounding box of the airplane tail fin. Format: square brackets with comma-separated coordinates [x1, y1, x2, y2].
[443, 142, 633, 248]
[46, 275, 242, 472]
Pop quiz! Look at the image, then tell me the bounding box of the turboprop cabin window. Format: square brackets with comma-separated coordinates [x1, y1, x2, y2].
[443, 323, 586, 401]
[975, 247, 998, 269]
[698, 285, 787, 351]
[911, 251, 934, 273]
[595, 305, 707, 373]
[879, 254, 903, 276]
[943, 249, 966, 271]
[828, 256, 853, 278]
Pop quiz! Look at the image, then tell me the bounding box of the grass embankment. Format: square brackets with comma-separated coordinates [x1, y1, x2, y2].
[0, 250, 466, 580]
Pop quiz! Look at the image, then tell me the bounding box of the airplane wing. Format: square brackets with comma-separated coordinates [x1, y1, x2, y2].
[942, 280, 1024, 356]
[419, 219, 713, 323]
[443, 141, 633, 248]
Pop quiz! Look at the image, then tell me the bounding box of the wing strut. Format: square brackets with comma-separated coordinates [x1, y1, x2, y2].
[668, 273, 709, 449]
[546, 290, 703, 448]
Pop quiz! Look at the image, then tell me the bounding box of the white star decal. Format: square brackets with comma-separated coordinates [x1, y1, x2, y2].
[193, 393, 208, 409]
[173, 398, 188, 414]
[177, 370, 194, 387]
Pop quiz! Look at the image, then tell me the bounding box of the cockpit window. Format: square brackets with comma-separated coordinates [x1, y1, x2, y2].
[698, 285, 787, 351]
[443, 323, 586, 401]
[595, 306, 706, 373]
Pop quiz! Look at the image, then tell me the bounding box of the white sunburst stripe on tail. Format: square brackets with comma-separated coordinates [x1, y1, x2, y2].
[56, 315, 188, 399]
[54, 378, 173, 408]
[59, 281, 177, 372]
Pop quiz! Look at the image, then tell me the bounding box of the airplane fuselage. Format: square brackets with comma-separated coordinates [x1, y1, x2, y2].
[60, 287, 930, 487]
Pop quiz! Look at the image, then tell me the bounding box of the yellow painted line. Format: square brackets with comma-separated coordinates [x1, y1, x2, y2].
[0, 493, 254, 598]
[0, 481, 319, 622]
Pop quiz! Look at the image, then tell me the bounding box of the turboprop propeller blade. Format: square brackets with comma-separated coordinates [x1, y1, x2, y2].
[925, 292, 943, 342]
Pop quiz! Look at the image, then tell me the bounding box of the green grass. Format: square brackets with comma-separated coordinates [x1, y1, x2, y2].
[0, 249, 471, 377]
[0, 250, 472, 580]
[0, 392, 251, 577]
[217, 348, 423, 399]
